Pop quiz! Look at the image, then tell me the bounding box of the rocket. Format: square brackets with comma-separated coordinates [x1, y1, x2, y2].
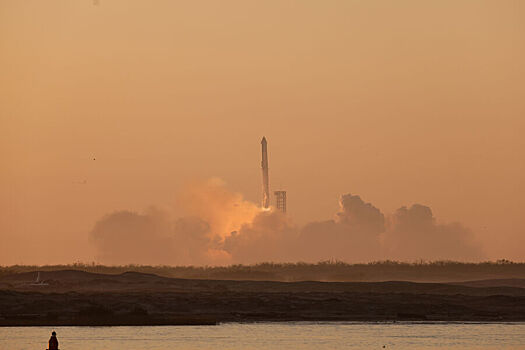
[261, 136, 270, 208]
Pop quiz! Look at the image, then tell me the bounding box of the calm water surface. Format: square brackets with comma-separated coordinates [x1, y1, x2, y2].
[1, 322, 524, 350]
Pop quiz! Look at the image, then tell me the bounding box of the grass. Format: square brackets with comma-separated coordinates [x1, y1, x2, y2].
[1, 259, 523, 282]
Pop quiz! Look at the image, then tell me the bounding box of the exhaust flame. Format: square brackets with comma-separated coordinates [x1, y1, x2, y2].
[179, 178, 261, 242]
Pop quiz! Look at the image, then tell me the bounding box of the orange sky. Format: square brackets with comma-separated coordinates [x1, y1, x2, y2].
[1, 0, 524, 264]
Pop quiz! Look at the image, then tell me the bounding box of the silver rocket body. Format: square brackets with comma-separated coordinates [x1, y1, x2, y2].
[261, 137, 270, 208]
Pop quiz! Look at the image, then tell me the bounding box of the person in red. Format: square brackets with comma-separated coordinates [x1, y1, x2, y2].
[47, 331, 59, 350]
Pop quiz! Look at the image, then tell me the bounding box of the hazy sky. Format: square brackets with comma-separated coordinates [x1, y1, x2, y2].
[1, 0, 524, 264]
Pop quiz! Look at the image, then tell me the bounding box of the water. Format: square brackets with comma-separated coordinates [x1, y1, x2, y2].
[1, 322, 524, 350]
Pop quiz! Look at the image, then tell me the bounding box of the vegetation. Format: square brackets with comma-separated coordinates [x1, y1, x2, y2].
[1, 260, 524, 282]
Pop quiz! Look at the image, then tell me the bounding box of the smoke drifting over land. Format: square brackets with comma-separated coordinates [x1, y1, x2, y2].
[90, 180, 484, 265]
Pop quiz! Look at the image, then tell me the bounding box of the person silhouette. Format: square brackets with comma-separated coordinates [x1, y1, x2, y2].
[47, 331, 59, 350]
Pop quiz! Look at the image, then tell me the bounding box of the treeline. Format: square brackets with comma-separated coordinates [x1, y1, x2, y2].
[1, 260, 524, 282]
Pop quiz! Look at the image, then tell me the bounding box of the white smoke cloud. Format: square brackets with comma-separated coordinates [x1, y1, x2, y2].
[90, 207, 176, 265]
[89, 180, 485, 265]
[382, 204, 484, 261]
[223, 211, 298, 264]
[297, 194, 385, 262]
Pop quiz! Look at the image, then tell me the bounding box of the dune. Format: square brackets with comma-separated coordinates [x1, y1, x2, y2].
[0, 270, 524, 325]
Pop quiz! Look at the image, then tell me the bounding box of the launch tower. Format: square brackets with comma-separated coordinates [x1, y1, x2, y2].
[274, 191, 287, 212]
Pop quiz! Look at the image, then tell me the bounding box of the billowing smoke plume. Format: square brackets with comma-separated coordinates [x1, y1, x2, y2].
[89, 179, 485, 265]
[224, 211, 299, 264]
[297, 194, 385, 263]
[90, 208, 176, 265]
[382, 204, 483, 261]
[178, 178, 260, 242]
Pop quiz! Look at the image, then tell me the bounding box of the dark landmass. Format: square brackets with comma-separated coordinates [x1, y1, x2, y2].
[2, 261, 524, 283]
[451, 278, 525, 288]
[1, 270, 525, 326]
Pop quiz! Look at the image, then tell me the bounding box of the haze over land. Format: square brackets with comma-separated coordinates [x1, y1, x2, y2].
[1, 1, 524, 265]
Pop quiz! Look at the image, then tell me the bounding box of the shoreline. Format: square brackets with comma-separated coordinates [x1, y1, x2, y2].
[3, 320, 525, 327]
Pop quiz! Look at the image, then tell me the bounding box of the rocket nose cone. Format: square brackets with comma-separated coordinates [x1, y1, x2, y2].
[261, 136, 267, 143]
